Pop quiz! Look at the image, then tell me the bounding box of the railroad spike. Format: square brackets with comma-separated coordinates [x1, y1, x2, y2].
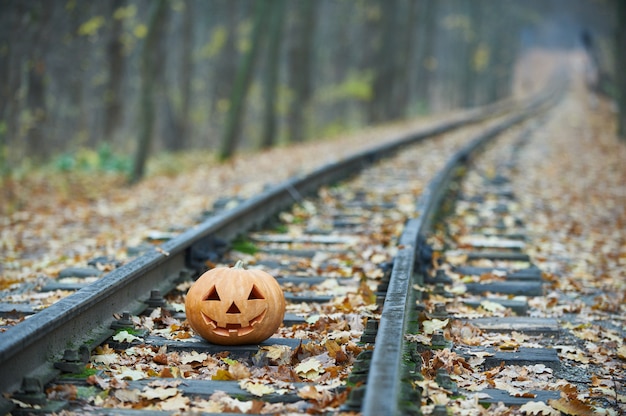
[431, 283, 453, 298]
[425, 269, 453, 285]
[341, 386, 366, 411]
[110, 311, 134, 330]
[54, 348, 87, 374]
[430, 303, 451, 320]
[144, 289, 169, 315]
[431, 330, 452, 350]
[12, 377, 48, 406]
[431, 404, 450, 416]
[435, 368, 458, 394]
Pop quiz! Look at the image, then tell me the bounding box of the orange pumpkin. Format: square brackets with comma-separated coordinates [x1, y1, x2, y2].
[185, 261, 285, 345]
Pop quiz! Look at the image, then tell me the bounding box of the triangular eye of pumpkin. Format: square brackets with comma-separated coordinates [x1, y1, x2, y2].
[226, 302, 241, 314]
[247, 285, 264, 300]
[204, 286, 220, 301]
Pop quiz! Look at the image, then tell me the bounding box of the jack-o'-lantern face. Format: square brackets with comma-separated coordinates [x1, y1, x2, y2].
[185, 261, 285, 345]
[200, 281, 267, 337]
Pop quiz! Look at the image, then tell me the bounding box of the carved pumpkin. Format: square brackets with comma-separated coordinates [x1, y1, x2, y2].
[185, 261, 285, 345]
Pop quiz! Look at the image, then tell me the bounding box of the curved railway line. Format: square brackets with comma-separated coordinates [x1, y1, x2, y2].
[0, 77, 578, 415]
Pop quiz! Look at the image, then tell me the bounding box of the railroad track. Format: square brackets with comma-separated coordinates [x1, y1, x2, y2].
[0, 80, 565, 415]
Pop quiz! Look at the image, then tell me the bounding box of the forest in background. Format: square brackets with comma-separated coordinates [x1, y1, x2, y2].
[0, 0, 619, 183]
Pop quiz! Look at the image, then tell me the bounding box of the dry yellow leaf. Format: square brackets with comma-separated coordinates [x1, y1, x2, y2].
[239, 381, 275, 397]
[294, 357, 324, 380]
[498, 340, 519, 351]
[140, 386, 179, 400]
[422, 318, 449, 335]
[548, 397, 594, 416]
[480, 300, 506, 313]
[297, 385, 323, 400]
[519, 401, 560, 415]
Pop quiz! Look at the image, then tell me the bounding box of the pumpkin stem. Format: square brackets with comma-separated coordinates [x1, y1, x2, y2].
[234, 260, 245, 269]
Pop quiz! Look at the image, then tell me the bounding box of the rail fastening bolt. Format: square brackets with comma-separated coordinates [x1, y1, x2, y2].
[431, 330, 450, 350]
[55, 348, 86, 374]
[433, 283, 453, 298]
[433, 269, 453, 284]
[147, 289, 165, 306]
[341, 386, 366, 411]
[12, 377, 48, 406]
[435, 368, 458, 394]
[431, 404, 449, 416]
[430, 302, 450, 320]
[110, 311, 134, 330]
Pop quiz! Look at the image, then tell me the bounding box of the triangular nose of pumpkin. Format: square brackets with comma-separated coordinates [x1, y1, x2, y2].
[226, 302, 241, 314]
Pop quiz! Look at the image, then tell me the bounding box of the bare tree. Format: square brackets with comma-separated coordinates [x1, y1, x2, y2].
[260, 0, 286, 149]
[103, 0, 126, 142]
[286, 0, 317, 143]
[130, 0, 168, 183]
[616, 0, 626, 139]
[219, 0, 270, 161]
[24, 0, 53, 161]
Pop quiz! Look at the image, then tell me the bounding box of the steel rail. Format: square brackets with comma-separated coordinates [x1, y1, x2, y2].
[0, 96, 526, 396]
[361, 78, 567, 416]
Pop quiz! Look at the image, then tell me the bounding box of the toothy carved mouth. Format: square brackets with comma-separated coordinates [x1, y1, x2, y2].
[201, 310, 267, 337]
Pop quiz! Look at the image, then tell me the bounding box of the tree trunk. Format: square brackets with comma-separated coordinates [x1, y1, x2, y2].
[103, 0, 126, 142]
[368, 0, 399, 124]
[616, 0, 626, 139]
[0, 0, 17, 175]
[211, 1, 238, 122]
[166, 0, 193, 151]
[286, 0, 317, 143]
[392, 0, 417, 119]
[24, 0, 53, 161]
[218, 0, 270, 161]
[412, 0, 437, 113]
[177, 0, 193, 149]
[130, 0, 168, 183]
[260, 0, 286, 149]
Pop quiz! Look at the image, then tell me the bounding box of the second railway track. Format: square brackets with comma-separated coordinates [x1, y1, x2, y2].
[0, 80, 567, 415]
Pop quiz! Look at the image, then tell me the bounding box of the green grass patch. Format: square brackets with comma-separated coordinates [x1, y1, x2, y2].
[59, 367, 98, 379]
[53, 143, 131, 174]
[231, 237, 258, 255]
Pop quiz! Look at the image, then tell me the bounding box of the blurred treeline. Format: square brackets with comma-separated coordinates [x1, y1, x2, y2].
[0, 0, 618, 182]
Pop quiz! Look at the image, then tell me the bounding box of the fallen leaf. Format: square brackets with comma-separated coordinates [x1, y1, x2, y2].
[239, 381, 275, 397]
[519, 401, 560, 415]
[147, 379, 181, 388]
[261, 344, 291, 365]
[467, 350, 495, 358]
[297, 385, 323, 400]
[180, 351, 208, 365]
[561, 350, 591, 364]
[112, 330, 142, 343]
[548, 397, 595, 416]
[116, 366, 146, 381]
[494, 380, 535, 398]
[113, 388, 141, 403]
[191, 399, 224, 412]
[423, 318, 449, 335]
[91, 352, 118, 365]
[405, 333, 431, 345]
[159, 394, 190, 411]
[498, 339, 520, 350]
[481, 300, 507, 313]
[229, 361, 251, 380]
[294, 357, 324, 380]
[153, 353, 168, 365]
[140, 386, 179, 400]
[212, 369, 234, 381]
